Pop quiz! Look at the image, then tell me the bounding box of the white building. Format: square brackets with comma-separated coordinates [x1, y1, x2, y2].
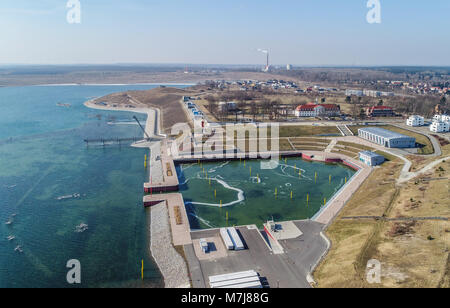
[433, 114, 450, 122]
[430, 121, 450, 133]
[295, 103, 341, 117]
[346, 89, 364, 96]
[219, 101, 237, 112]
[406, 115, 425, 127]
[359, 151, 385, 166]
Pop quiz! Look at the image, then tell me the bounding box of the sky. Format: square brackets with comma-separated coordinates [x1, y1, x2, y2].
[0, 0, 449, 66]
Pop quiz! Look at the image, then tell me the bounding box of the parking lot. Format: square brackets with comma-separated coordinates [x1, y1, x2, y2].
[184, 220, 327, 288]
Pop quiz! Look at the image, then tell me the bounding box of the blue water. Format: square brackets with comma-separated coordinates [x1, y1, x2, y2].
[0, 85, 186, 288]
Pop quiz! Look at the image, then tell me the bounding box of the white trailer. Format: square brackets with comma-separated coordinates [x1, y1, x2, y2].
[220, 228, 234, 250]
[227, 227, 245, 251]
[210, 276, 262, 288]
[209, 270, 258, 284]
[209, 270, 262, 289]
[223, 281, 262, 289]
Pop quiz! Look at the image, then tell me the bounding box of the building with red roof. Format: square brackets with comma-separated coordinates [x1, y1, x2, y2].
[295, 103, 341, 117]
[366, 106, 394, 117]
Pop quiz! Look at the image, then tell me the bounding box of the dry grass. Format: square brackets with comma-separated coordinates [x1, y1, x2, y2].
[95, 87, 196, 132]
[129, 88, 191, 131]
[409, 143, 450, 171]
[315, 158, 450, 288]
[336, 141, 375, 152]
[289, 137, 331, 144]
[279, 126, 340, 137]
[331, 149, 359, 158]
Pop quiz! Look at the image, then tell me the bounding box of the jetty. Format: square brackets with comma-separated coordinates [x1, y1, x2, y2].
[143, 140, 179, 193]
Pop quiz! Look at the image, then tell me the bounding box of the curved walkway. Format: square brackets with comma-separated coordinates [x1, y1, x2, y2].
[397, 155, 450, 184]
[336, 136, 448, 185]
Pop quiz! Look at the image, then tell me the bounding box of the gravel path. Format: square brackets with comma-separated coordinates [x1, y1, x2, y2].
[150, 202, 190, 288]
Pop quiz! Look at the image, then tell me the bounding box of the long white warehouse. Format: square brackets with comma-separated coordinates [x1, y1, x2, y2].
[227, 227, 245, 251]
[220, 228, 234, 250]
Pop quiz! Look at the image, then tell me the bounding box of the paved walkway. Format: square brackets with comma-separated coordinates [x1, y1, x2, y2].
[397, 155, 450, 184]
[325, 139, 337, 153]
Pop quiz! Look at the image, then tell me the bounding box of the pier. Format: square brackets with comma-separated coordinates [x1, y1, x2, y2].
[84, 137, 142, 146]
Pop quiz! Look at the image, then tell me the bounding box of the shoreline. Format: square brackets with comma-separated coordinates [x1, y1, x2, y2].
[34, 82, 197, 87]
[85, 98, 191, 288]
[149, 202, 190, 288]
[84, 99, 163, 141]
[0, 83, 196, 89]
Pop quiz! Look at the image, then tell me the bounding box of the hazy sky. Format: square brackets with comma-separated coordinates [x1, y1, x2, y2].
[0, 0, 449, 66]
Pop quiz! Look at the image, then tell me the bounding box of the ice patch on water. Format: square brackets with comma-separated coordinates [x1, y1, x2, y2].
[250, 176, 261, 184]
[277, 163, 312, 181]
[185, 177, 245, 208]
[208, 161, 229, 174]
[189, 213, 215, 229]
[181, 163, 196, 172]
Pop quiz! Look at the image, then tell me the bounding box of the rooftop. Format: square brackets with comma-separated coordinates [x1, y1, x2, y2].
[359, 150, 384, 158]
[368, 106, 393, 110]
[358, 127, 413, 140]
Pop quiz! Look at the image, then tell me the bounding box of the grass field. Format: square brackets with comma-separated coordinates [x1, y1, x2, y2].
[279, 125, 340, 137]
[314, 157, 450, 288]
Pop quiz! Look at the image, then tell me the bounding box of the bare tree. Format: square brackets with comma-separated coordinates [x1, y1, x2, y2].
[250, 102, 258, 122]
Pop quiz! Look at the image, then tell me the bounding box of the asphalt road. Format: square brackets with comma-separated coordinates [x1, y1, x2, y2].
[184, 221, 328, 288]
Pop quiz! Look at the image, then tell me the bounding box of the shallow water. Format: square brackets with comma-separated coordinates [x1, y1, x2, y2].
[0, 85, 187, 288]
[178, 159, 356, 229]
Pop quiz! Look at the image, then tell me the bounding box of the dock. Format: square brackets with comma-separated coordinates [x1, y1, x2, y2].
[144, 140, 180, 193]
[84, 137, 142, 145]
